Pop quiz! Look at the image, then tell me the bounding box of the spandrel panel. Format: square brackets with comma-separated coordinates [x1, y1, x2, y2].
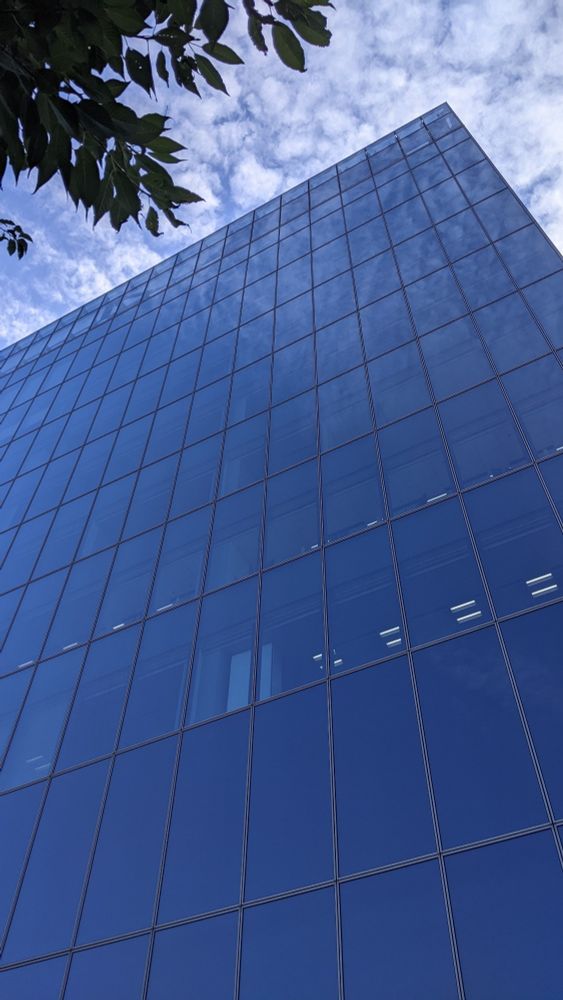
[340, 863, 458, 1000]
[159, 712, 249, 921]
[78, 737, 176, 942]
[332, 659, 435, 874]
[246, 686, 333, 899]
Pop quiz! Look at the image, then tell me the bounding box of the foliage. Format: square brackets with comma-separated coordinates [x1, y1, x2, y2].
[0, 0, 333, 256]
[0, 217, 32, 257]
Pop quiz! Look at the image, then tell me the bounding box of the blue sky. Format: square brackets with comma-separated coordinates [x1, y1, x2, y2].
[1, 0, 562, 347]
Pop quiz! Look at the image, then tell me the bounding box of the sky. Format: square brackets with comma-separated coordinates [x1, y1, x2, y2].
[1, 0, 562, 348]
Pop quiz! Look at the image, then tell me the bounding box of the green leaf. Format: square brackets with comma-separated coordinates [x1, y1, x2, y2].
[105, 1, 147, 35]
[93, 172, 115, 225]
[292, 15, 331, 46]
[247, 14, 268, 54]
[74, 145, 100, 208]
[195, 54, 228, 93]
[147, 135, 186, 156]
[202, 41, 244, 64]
[272, 22, 305, 71]
[196, 0, 229, 45]
[145, 205, 161, 236]
[16, 237, 28, 259]
[125, 48, 154, 94]
[169, 184, 203, 203]
[156, 49, 169, 83]
[7, 238, 16, 256]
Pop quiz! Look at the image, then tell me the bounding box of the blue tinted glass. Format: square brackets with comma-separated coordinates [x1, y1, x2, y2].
[379, 170, 417, 209]
[57, 627, 139, 768]
[64, 434, 115, 499]
[523, 270, 563, 348]
[120, 603, 196, 746]
[440, 381, 528, 486]
[228, 357, 270, 423]
[340, 863, 457, 999]
[423, 178, 468, 223]
[150, 506, 210, 612]
[271, 336, 314, 402]
[0, 649, 82, 790]
[360, 289, 414, 358]
[103, 416, 151, 482]
[393, 498, 491, 644]
[240, 888, 338, 1000]
[186, 378, 229, 444]
[3, 762, 107, 961]
[187, 577, 257, 723]
[0, 957, 65, 999]
[326, 527, 403, 670]
[148, 914, 238, 1000]
[124, 369, 165, 422]
[465, 469, 563, 616]
[454, 245, 514, 309]
[456, 159, 504, 202]
[313, 208, 345, 247]
[160, 713, 248, 920]
[503, 355, 563, 457]
[475, 292, 548, 371]
[542, 455, 563, 517]
[65, 936, 149, 1000]
[379, 408, 454, 514]
[0, 784, 43, 938]
[44, 549, 114, 654]
[263, 461, 319, 566]
[447, 832, 563, 997]
[0, 669, 31, 758]
[496, 224, 562, 286]
[314, 270, 356, 329]
[258, 553, 324, 698]
[316, 313, 363, 381]
[236, 312, 274, 366]
[347, 217, 389, 266]
[332, 659, 434, 873]
[268, 391, 317, 473]
[246, 687, 333, 898]
[319, 368, 372, 450]
[78, 477, 133, 557]
[420, 316, 493, 396]
[219, 413, 267, 494]
[407, 266, 467, 334]
[437, 208, 488, 261]
[322, 436, 384, 541]
[277, 254, 311, 305]
[170, 435, 221, 516]
[416, 629, 545, 847]
[123, 455, 176, 537]
[0, 512, 52, 593]
[369, 342, 430, 424]
[160, 351, 199, 405]
[206, 484, 262, 589]
[144, 398, 188, 463]
[78, 737, 175, 942]
[353, 250, 400, 308]
[95, 529, 161, 634]
[502, 605, 563, 817]
[395, 227, 446, 284]
[475, 188, 530, 240]
[197, 330, 236, 386]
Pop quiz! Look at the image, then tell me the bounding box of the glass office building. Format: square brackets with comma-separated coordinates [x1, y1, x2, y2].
[1, 102, 563, 998]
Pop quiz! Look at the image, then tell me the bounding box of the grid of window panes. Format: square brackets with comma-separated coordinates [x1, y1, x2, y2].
[1, 101, 563, 998]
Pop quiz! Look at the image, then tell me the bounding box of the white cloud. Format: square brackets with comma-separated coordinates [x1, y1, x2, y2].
[1, 0, 562, 346]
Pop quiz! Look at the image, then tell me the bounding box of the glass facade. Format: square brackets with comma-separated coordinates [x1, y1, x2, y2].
[0, 102, 563, 998]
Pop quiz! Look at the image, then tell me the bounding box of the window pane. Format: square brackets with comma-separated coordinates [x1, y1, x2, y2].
[369, 342, 430, 424]
[258, 553, 324, 699]
[95, 529, 161, 635]
[78, 476, 133, 557]
[78, 738, 176, 942]
[440, 381, 528, 486]
[123, 455, 176, 537]
[0, 570, 66, 674]
[148, 914, 238, 1000]
[332, 659, 434, 873]
[503, 355, 563, 457]
[187, 577, 257, 724]
[420, 315, 493, 397]
[0, 784, 43, 939]
[415, 629, 545, 847]
[496, 224, 562, 286]
[149, 507, 210, 612]
[474, 292, 548, 371]
[119, 603, 196, 747]
[326, 527, 403, 670]
[206, 485, 262, 590]
[406, 266, 467, 335]
[322, 436, 384, 541]
[316, 313, 363, 382]
[0, 669, 32, 759]
[170, 435, 221, 517]
[268, 391, 317, 473]
[45, 550, 114, 654]
[464, 469, 563, 616]
[65, 936, 149, 1000]
[159, 712, 248, 920]
[229, 357, 270, 423]
[318, 368, 372, 450]
[393, 498, 491, 645]
[0, 649, 83, 791]
[0, 957, 65, 999]
[395, 227, 446, 284]
[447, 832, 563, 997]
[523, 270, 563, 348]
[246, 687, 332, 898]
[240, 888, 339, 1000]
[379, 407, 454, 514]
[57, 627, 139, 769]
[219, 413, 267, 494]
[454, 245, 514, 309]
[263, 461, 319, 567]
[272, 337, 314, 403]
[340, 863, 457, 1000]
[186, 378, 229, 444]
[502, 605, 563, 817]
[360, 289, 414, 359]
[3, 762, 107, 961]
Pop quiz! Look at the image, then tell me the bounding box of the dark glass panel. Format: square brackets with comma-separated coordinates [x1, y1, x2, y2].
[206, 485, 262, 589]
[219, 412, 267, 494]
[0, 784, 43, 938]
[369, 342, 431, 424]
[503, 355, 563, 457]
[263, 460, 319, 567]
[149, 506, 211, 612]
[148, 914, 238, 1000]
[65, 936, 149, 1000]
[321, 436, 384, 542]
[420, 315, 493, 397]
[379, 407, 454, 514]
[474, 293, 548, 371]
